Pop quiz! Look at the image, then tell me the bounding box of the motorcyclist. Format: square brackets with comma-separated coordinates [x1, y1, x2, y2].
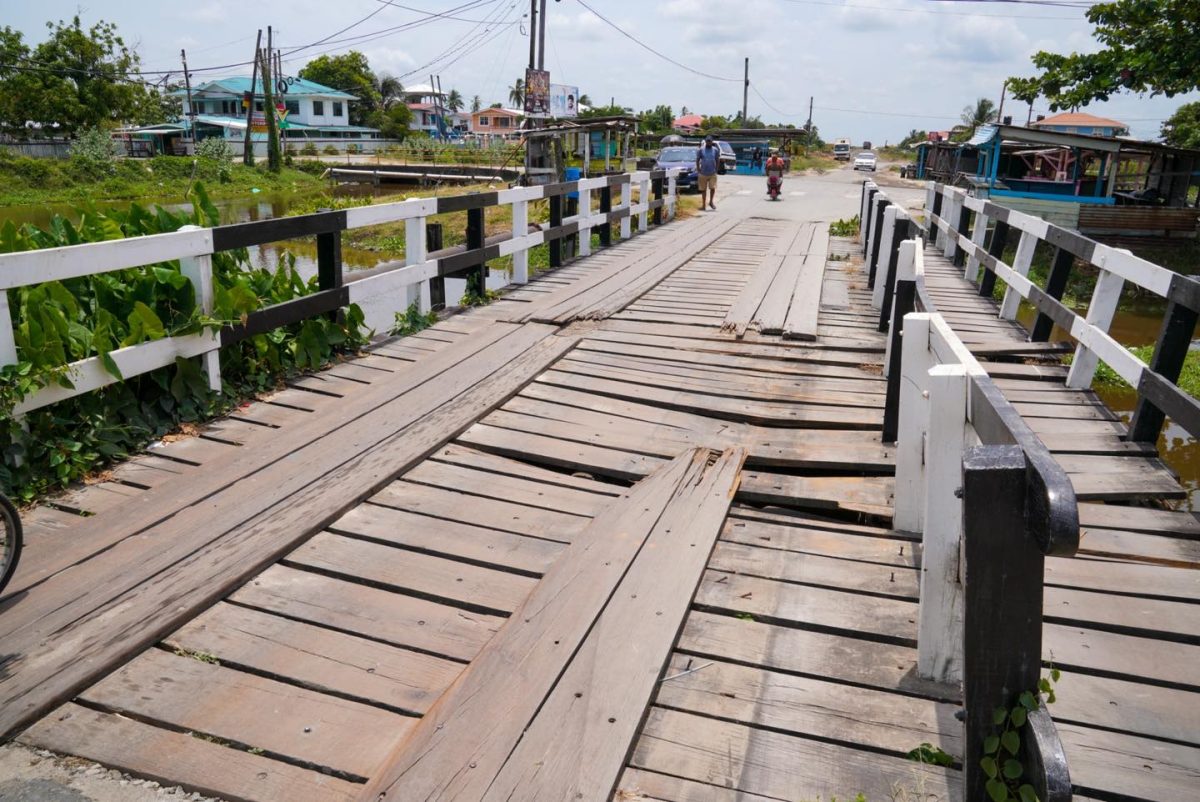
[765, 150, 786, 196]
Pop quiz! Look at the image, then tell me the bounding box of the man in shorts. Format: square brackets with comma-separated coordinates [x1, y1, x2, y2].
[696, 134, 720, 210]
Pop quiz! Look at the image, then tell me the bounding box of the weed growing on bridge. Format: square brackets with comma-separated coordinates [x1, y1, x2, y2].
[979, 669, 1061, 802]
[390, 303, 438, 337]
[0, 183, 370, 502]
[829, 216, 860, 238]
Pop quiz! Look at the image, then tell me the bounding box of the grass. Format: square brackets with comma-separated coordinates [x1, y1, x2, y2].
[788, 151, 841, 173]
[1065, 344, 1200, 396]
[0, 152, 323, 207]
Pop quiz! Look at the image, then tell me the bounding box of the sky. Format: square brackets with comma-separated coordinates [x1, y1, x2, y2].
[6, 0, 1196, 143]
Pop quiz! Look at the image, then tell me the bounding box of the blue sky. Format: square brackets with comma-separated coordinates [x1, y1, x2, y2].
[7, 0, 1195, 142]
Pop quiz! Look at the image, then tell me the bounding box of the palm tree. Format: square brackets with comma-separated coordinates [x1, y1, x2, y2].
[508, 78, 525, 108]
[447, 89, 464, 113]
[578, 94, 592, 107]
[961, 98, 998, 132]
[376, 73, 403, 111]
[471, 95, 482, 113]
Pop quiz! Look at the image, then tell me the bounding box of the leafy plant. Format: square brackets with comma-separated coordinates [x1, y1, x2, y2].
[69, 127, 119, 177]
[323, 144, 339, 155]
[0, 181, 369, 501]
[390, 303, 437, 336]
[196, 136, 233, 183]
[829, 215, 860, 237]
[980, 669, 1061, 802]
[907, 742, 954, 767]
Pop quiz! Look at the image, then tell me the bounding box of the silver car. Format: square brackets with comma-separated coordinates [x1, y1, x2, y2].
[854, 151, 878, 172]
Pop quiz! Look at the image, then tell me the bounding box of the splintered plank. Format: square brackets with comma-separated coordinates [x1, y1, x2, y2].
[629, 708, 958, 802]
[482, 450, 745, 801]
[739, 471, 894, 517]
[782, 254, 830, 342]
[362, 448, 744, 801]
[164, 603, 460, 716]
[721, 254, 786, 337]
[20, 703, 360, 802]
[73, 648, 412, 781]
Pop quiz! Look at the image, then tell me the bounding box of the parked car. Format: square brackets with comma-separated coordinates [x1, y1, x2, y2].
[716, 140, 737, 174]
[656, 145, 700, 191]
[854, 151, 878, 172]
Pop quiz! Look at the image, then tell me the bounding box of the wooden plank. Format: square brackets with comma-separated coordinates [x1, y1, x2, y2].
[1045, 585, 1200, 642]
[285, 531, 537, 615]
[615, 768, 780, 802]
[459, 422, 665, 482]
[20, 702, 359, 802]
[329, 503, 563, 575]
[629, 708, 958, 802]
[1059, 722, 1200, 801]
[361, 449, 733, 801]
[232, 565, 502, 662]
[401, 458, 610, 517]
[738, 471, 894, 517]
[1044, 622, 1200, 689]
[164, 602, 460, 716]
[1046, 554, 1200, 601]
[709, 541, 919, 599]
[721, 513, 917, 568]
[721, 254, 786, 337]
[482, 449, 745, 801]
[783, 232, 832, 342]
[0, 329, 571, 738]
[76, 648, 412, 780]
[431, 443, 622, 496]
[1078, 502, 1200, 536]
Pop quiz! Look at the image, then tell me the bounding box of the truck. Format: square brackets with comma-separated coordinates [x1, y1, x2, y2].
[833, 138, 851, 161]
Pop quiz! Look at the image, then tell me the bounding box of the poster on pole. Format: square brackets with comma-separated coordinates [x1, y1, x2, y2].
[549, 84, 579, 119]
[524, 68, 550, 118]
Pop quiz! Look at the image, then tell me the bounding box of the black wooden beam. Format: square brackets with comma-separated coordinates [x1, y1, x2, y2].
[1130, 299, 1200, 442]
[220, 287, 349, 346]
[978, 220, 1010, 299]
[212, 210, 346, 252]
[1030, 247, 1073, 342]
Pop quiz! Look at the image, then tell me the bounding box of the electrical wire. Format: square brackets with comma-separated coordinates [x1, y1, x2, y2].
[573, 0, 742, 83]
[777, 0, 1086, 18]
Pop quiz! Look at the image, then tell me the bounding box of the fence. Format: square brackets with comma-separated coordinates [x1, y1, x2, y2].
[0, 140, 72, 159]
[861, 181, 1077, 801]
[0, 169, 679, 416]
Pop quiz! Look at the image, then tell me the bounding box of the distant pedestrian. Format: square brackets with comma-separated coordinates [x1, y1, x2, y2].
[752, 146, 762, 170]
[696, 134, 720, 211]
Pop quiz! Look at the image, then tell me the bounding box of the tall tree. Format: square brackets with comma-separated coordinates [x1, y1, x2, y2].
[1008, 0, 1200, 110]
[470, 94, 482, 113]
[0, 17, 171, 137]
[1162, 102, 1200, 150]
[578, 94, 592, 107]
[446, 88, 464, 112]
[298, 51, 380, 125]
[637, 105, 673, 133]
[961, 98, 998, 133]
[508, 78, 525, 108]
[376, 72, 403, 111]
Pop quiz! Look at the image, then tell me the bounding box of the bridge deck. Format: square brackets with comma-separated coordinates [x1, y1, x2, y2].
[1, 212, 1197, 801]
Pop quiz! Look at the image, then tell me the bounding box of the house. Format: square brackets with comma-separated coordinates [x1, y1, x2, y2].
[469, 108, 523, 138]
[673, 114, 703, 133]
[928, 130, 952, 142]
[402, 83, 445, 106]
[409, 103, 447, 137]
[166, 76, 391, 155]
[1030, 112, 1130, 138]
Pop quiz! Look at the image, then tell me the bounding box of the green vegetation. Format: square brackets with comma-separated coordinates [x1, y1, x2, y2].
[0, 150, 323, 207]
[1067, 344, 1200, 397]
[979, 670, 1060, 802]
[390, 303, 438, 337]
[173, 646, 220, 664]
[907, 742, 954, 767]
[789, 151, 839, 173]
[0, 183, 369, 501]
[829, 216, 860, 238]
[1163, 101, 1200, 149]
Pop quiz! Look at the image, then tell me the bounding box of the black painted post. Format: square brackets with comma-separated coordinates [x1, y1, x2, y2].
[868, 198, 890, 282]
[882, 275, 916, 443]
[426, 222, 445, 310]
[952, 202, 972, 268]
[1030, 247, 1073, 341]
[565, 196, 579, 260]
[878, 214, 909, 332]
[962, 445, 1045, 802]
[651, 176, 664, 226]
[978, 220, 1011, 298]
[929, 189, 943, 246]
[599, 185, 613, 247]
[466, 206, 486, 297]
[1129, 300, 1200, 442]
[863, 187, 878, 246]
[549, 193, 564, 269]
[315, 224, 343, 322]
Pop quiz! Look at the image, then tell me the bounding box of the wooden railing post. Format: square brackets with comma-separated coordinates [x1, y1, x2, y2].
[868, 204, 896, 293]
[426, 223, 445, 311]
[961, 445, 1049, 802]
[964, 206, 989, 281]
[929, 185, 944, 249]
[638, 175, 650, 233]
[549, 193, 564, 268]
[861, 184, 878, 248]
[942, 189, 960, 261]
[999, 231, 1036, 320]
[598, 185, 613, 247]
[667, 172, 678, 218]
[1030, 246, 1073, 341]
[1066, 267, 1124, 389]
[316, 220, 343, 322]
[882, 240, 918, 443]
[1129, 299, 1200, 442]
[620, 179, 633, 240]
[404, 212, 430, 310]
[868, 196, 890, 283]
[892, 310, 930, 530]
[978, 220, 1010, 299]
[579, 185, 593, 257]
[511, 199, 529, 285]
[877, 211, 910, 332]
[466, 206, 486, 296]
[651, 175, 664, 226]
[178, 225, 221, 393]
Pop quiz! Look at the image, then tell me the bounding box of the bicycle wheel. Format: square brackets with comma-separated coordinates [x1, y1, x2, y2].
[0, 492, 21, 595]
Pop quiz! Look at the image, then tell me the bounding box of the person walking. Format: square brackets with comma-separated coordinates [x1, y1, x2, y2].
[696, 134, 720, 211]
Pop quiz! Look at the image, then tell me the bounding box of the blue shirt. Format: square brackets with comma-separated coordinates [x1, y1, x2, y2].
[697, 143, 720, 176]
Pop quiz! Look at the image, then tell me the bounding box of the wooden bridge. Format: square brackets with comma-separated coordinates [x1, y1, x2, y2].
[1, 173, 1198, 801]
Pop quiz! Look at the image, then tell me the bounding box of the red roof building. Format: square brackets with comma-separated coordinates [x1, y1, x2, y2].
[673, 114, 704, 133]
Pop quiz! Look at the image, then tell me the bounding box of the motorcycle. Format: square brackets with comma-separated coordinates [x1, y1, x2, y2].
[766, 170, 783, 201]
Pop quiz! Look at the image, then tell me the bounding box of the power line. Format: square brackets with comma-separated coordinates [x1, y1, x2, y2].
[750, 84, 807, 118]
[777, 0, 1086, 19]
[573, 0, 741, 83]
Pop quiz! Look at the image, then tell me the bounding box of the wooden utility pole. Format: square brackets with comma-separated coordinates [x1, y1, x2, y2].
[805, 96, 813, 155]
[181, 49, 195, 154]
[997, 81, 1007, 123]
[243, 29, 262, 165]
[742, 58, 749, 125]
[262, 26, 281, 173]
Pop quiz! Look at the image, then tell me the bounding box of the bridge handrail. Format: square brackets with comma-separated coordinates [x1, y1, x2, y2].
[923, 180, 1200, 445]
[0, 169, 681, 416]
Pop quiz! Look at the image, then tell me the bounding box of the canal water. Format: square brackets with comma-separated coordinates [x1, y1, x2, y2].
[0, 184, 516, 334]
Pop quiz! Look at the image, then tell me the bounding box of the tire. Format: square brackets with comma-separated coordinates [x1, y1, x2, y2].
[0, 491, 22, 596]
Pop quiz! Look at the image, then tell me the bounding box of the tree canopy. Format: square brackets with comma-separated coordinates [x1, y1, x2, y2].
[298, 52, 380, 126]
[961, 98, 997, 132]
[0, 17, 174, 137]
[1162, 101, 1200, 149]
[1007, 0, 1200, 110]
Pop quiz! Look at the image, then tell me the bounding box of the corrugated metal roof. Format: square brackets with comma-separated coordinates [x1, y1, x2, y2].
[188, 76, 357, 99]
[968, 124, 998, 146]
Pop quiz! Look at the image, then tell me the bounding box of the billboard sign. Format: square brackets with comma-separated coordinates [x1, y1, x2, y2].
[550, 84, 579, 119]
[524, 68, 550, 118]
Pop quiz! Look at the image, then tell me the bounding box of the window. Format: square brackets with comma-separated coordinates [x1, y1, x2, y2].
[332, 101, 343, 117]
[478, 116, 489, 126]
[313, 100, 325, 115]
[255, 101, 264, 112]
[221, 100, 238, 115]
[498, 117, 510, 128]
[193, 101, 206, 114]
[285, 100, 299, 115]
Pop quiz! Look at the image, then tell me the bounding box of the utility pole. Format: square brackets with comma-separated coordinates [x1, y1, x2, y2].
[528, 0, 538, 71]
[997, 81, 1007, 124]
[537, 0, 547, 70]
[243, 29, 262, 165]
[262, 26, 281, 172]
[742, 57, 749, 126]
[806, 96, 813, 156]
[181, 49, 195, 153]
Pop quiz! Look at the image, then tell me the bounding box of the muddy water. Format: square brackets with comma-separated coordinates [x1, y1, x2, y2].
[0, 185, 515, 334]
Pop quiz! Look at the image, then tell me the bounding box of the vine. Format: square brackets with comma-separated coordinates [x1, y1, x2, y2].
[981, 669, 1061, 802]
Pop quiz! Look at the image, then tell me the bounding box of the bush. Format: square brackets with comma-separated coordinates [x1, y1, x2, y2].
[301, 142, 319, 156]
[323, 144, 339, 155]
[346, 143, 360, 154]
[196, 137, 233, 183]
[69, 128, 119, 178]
